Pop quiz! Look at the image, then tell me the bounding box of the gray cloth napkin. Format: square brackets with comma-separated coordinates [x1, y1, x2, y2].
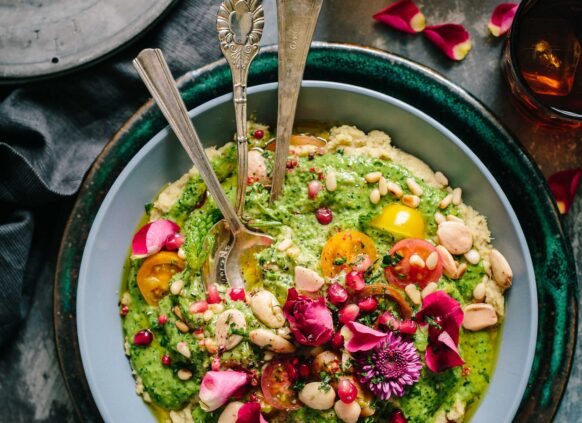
[0, 0, 222, 346]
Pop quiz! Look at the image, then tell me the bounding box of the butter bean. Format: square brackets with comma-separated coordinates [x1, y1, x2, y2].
[249, 290, 286, 328]
[215, 309, 246, 351]
[249, 329, 296, 353]
[299, 382, 336, 410]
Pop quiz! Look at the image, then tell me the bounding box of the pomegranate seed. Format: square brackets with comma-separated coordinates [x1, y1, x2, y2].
[189, 300, 209, 314]
[331, 331, 344, 349]
[229, 288, 246, 302]
[390, 409, 408, 423]
[158, 314, 168, 325]
[378, 312, 400, 331]
[207, 284, 222, 304]
[299, 364, 311, 378]
[345, 271, 365, 292]
[339, 304, 360, 324]
[247, 176, 255, 186]
[315, 207, 333, 225]
[308, 152, 315, 160]
[161, 354, 172, 366]
[309, 167, 316, 173]
[120, 305, 129, 316]
[338, 379, 358, 403]
[133, 329, 153, 347]
[318, 172, 325, 181]
[194, 328, 204, 335]
[286, 158, 298, 169]
[328, 283, 348, 305]
[253, 129, 264, 139]
[292, 358, 299, 365]
[249, 392, 258, 402]
[165, 233, 184, 250]
[399, 320, 418, 335]
[357, 297, 378, 312]
[211, 356, 221, 371]
[286, 362, 298, 380]
[308, 180, 322, 199]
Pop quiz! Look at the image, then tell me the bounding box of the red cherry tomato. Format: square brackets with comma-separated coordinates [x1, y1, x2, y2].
[261, 359, 301, 411]
[384, 239, 443, 289]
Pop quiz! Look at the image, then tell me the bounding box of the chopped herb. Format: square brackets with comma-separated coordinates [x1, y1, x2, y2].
[382, 252, 403, 268]
[144, 203, 154, 214]
[319, 372, 332, 393]
[292, 380, 306, 391]
[425, 316, 442, 331]
[333, 257, 347, 265]
[337, 148, 344, 156]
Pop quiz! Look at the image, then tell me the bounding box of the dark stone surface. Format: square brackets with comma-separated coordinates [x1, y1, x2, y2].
[0, 0, 579, 422]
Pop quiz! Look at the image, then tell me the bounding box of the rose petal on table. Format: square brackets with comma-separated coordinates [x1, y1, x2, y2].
[548, 168, 582, 214]
[488, 3, 518, 37]
[424, 23, 472, 61]
[131, 219, 180, 258]
[373, 0, 426, 34]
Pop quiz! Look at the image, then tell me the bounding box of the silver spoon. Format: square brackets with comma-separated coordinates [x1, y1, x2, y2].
[199, 0, 265, 288]
[133, 48, 272, 289]
[269, 0, 324, 203]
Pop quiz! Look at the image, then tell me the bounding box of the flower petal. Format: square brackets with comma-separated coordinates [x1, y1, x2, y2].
[283, 288, 334, 346]
[548, 168, 582, 214]
[488, 3, 518, 37]
[345, 321, 388, 352]
[131, 219, 180, 258]
[237, 402, 268, 423]
[425, 342, 465, 372]
[424, 23, 472, 60]
[199, 371, 248, 411]
[373, 0, 426, 34]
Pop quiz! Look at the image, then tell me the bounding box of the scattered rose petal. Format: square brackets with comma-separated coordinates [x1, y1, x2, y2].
[424, 23, 472, 61]
[237, 402, 268, 423]
[199, 371, 249, 411]
[131, 219, 180, 258]
[373, 0, 426, 34]
[548, 168, 582, 214]
[488, 3, 518, 37]
[344, 321, 388, 353]
[283, 288, 334, 346]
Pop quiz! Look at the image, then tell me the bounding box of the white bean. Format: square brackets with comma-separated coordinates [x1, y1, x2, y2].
[249, 329, 296, 353]
[299, 382, 336, 410]
[463, 303, 498, 331]
[295, 266, 325, 293]
[249, 290, 285, 328]
[334, 400, 361, 423]
[437, 221, 473, 255]
[215, 309, 246, 351]
[218, 402, 244, 423]
[489, 249, 513, 289]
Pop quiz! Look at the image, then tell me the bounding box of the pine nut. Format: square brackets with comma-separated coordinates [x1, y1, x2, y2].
[436, 245, 458, 279]
[406, 178, 423, 196]
[326, 171, 337, 192]
[264, 351, 274, 361]
[446, 214, 464, 223]
[203, 310, 214, 321]
[205, 338, 217, 354]
[177, 248, 186, 260]
[365, 172, 382, 183]
[434, 212, 446, 225]
[456, 262, 468, 278]
[464, 249, 481, 265]
[277, 239, 293, 251]
[175, 321, 189, 333]
[208, 303, 224, 314]
[378, 176, 388, 196]
[370, 188, 381, 205]
[425, 251, 439, 270]
[401, 194, 420, 208]
[170, 279, 184, 296]
[409, 254, 425, 268]
[404, 284, 421, 305]
[176, 342, 191, 359]
[452, 188, 463, 205]
[421, 282, 438, 298]
[435, 171, 449, 186]
[177, 369, 193, 381]
[439, 194, 452, 209]
[387, 181, 403, 198]
[473, 282, 486, 301]
[173, 306, 184, 321]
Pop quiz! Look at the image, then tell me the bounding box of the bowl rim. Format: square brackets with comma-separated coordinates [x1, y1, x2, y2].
[54, 42, 577, 423]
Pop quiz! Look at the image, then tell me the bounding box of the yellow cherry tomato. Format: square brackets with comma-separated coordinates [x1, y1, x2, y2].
[370, 203, 425, 239]
[321, 230, 377, 278]
[137, 251, 185, 306]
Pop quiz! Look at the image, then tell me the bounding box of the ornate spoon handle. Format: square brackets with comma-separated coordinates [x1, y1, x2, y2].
[270, 0, 324, 203]
[217, 0, 264, 216]
[133, 48, 244, 234]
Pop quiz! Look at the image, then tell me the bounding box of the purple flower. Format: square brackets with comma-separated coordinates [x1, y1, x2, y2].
[355, 332, 422, 400]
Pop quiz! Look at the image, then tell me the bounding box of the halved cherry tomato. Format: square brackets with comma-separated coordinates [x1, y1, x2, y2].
[371, 203, 425, 239]
[359, 283, 413, 320]
[384, 239, 442, 289]
[261, 359, 301, 411]
[137, 251, 185, 305]
[321, 230, 377, 278]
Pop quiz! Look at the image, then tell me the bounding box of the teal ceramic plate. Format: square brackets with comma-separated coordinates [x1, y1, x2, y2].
[54, 43, 577, 422]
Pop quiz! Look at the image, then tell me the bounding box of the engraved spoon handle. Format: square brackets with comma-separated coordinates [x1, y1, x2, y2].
[270, 0, 324, 203]
[133, 48, 243, 234]
[218, 0, 264, 217]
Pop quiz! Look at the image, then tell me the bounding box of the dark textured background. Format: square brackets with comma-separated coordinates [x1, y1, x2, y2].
[0, 0, 579, 421]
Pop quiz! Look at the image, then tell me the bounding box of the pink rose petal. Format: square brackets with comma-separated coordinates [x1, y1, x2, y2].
[424, 23, 472, 60]
[131, 219, 180, 258]
[488, 3, 518, 37]
[199, 371, 248, 411]
[283, 288, 334, 346]
[548, 168, 582, 214]
[373, 0, 426, 34]
[237, 402, 268, 423]
[344, 321, 388, 353]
